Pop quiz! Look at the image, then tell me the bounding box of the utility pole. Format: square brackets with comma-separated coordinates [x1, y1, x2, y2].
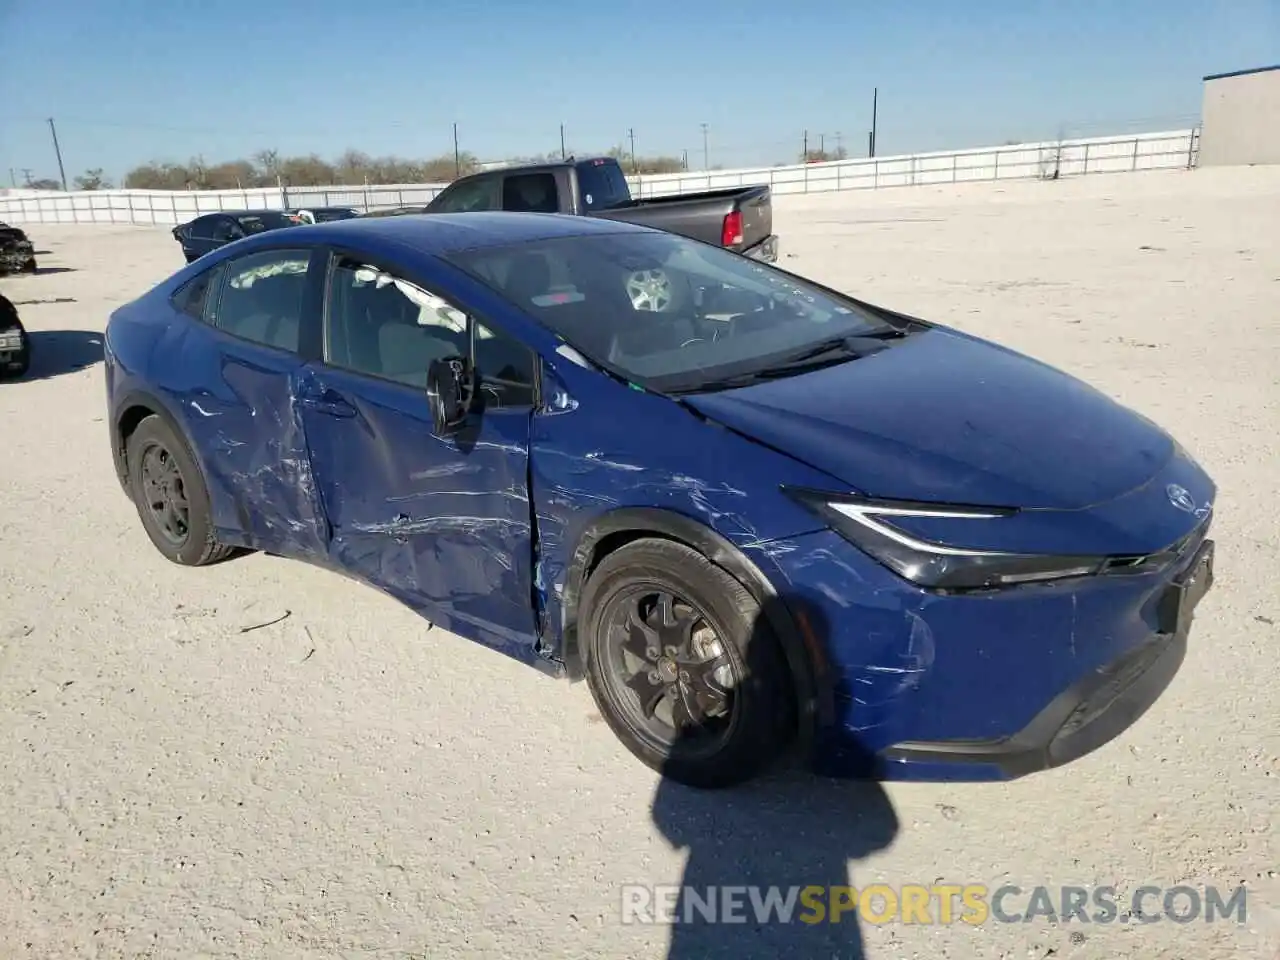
[869, 87, 878, 158]
[803, 130, 808, 161]
[819, 133, 825, 157]
[560, 124, 566, 160]
[7, 168, 14, 188]
[452, 122, 461, 177]
[835, 131, 843, 157]
[682, 149, 688, 171]
[627, 128, 637, 173]
[21, 168, 32, 187]
[47, 117, 68, 191]
[700, 123, 709, 170]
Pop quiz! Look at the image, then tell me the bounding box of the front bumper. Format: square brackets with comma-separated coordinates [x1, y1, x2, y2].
[0, 246, 36, 275]
[746, 516, 1215, 783]
[0, 325, 29, 374]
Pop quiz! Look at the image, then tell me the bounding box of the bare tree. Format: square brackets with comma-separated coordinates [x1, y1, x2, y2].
[73, 168, 112, 190]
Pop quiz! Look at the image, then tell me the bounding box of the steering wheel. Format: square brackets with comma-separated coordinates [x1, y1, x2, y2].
[625, 268, 675, 313]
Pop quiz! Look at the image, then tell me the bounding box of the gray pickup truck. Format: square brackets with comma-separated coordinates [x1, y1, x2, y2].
[420, 156, 778, 261]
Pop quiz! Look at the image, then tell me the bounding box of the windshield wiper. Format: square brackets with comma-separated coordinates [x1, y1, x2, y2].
[775, 330, 904, 363]
[680, 332, 902, 393]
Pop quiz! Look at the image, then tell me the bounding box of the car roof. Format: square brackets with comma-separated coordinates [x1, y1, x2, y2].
[291, 211, 654, 256]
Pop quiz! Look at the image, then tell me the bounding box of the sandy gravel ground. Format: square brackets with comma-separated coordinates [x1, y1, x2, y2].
[1, 167, 1277, 960]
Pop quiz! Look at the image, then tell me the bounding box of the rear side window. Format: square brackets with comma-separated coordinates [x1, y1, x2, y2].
[172, 265, 223, 321]
[501, 173, 558, 213]
[189, 215, 223, 240]
[211, 249, 311, 353]
[430, 178, 500, 214]
[235, 212, 293, 234]
[573, 160, 630, 210]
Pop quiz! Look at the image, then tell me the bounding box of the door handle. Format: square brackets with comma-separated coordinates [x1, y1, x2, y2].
[298, 386, 357, 418]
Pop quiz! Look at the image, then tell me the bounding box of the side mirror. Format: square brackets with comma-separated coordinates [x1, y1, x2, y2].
[426, 355, 474, 435]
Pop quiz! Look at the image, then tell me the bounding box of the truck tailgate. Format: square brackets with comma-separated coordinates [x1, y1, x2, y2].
[735, 187, 772, 253]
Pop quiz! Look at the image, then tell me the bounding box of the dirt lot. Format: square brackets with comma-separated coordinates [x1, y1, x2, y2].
[1, 167, 1277, 960]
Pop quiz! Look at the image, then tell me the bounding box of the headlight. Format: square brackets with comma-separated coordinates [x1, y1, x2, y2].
[783, 487, 1106, 591]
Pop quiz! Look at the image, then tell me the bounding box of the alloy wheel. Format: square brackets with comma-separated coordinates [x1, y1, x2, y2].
[139, 442, 190, 545]
[600, 587, 740, 756]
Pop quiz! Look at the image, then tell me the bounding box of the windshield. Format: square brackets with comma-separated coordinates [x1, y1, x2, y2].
[444, 232, 909, 393]
[235, 212, 295, 233]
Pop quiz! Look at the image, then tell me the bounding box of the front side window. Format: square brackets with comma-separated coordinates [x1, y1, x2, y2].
[444, 232, 912, 394]
[212, 248, 310, 352]
[323, 257, 535, 407]
[429, 178, 500, 214]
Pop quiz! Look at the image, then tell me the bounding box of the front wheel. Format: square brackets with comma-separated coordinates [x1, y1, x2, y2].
[125, 414, 235, 566]
[581, 538, 795, 788]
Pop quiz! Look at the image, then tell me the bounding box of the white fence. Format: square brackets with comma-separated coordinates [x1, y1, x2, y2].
[0, 128, 1199, 227]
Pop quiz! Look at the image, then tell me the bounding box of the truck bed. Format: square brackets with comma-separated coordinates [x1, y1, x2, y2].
[590, 184, 774, 256]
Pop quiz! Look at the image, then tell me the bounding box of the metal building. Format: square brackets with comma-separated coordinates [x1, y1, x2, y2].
[1198, 64, 1280, 166]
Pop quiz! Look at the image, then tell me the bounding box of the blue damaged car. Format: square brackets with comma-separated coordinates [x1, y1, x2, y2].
[103, 212, 1217, 789]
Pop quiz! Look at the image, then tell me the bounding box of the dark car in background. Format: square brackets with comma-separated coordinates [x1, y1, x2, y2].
[357, 205, 430, 218]
[0, 221, 37, 275]
[424, 156, 778, 261]
[288, 206, 360, 224]
[171, 210, 301, 263]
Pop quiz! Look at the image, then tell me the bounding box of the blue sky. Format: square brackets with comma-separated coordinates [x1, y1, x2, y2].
[0, 0, 1276, 185]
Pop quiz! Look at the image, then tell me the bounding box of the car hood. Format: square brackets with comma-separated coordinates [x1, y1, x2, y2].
[683, 326, 1174, 510]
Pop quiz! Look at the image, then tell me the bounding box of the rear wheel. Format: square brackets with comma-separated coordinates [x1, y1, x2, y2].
[125, 414, 235, 566]
[581, 538, 795, 788]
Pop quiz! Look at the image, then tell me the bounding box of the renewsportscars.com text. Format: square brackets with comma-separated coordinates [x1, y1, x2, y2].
[620, 883, 1248, 926]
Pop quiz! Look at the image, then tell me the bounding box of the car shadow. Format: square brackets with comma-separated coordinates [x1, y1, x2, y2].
[22, 330, 104, 380]
[32, 266, 77, 276]
[650, 597, 899, 959]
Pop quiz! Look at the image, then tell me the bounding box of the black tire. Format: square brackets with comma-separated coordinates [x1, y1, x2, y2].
[125, 413, 235, 566]
[581, 538, 795, 788]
